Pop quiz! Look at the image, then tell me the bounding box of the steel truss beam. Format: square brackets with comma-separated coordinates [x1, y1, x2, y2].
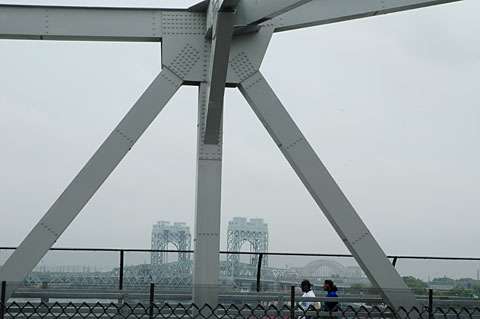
[0, 4, 175, 42]
[0, 67, 182, 298]
[238, 71, 420, 310]
[204, 8, 235, 144]
[0, 0, 459, 42]
[234, 0, 312, 27]
[273, 0, 460, 32]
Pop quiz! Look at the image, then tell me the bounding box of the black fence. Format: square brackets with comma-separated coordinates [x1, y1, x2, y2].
[1, 301, 480, 319]
[1, 278, 480, 319]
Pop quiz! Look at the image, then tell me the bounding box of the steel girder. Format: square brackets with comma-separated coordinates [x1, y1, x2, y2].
[192, 82, 224, 306]
[238, 71, 420, 310]
[0, 67, 183, 299]
[203, 10, 235, 144]
[0, 4, 167, 41]
[273, 0, 462, 32]
[0, 0, 459, 41]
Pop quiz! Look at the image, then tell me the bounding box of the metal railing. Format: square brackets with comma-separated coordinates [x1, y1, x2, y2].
[2, 247, 479, 293]
[1, 279, 480, 314]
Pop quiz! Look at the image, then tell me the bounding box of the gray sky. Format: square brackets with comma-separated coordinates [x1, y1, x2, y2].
[0, 0, 479, 280]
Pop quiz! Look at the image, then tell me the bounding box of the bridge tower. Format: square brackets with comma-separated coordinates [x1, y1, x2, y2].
[151, 221, 191, 266]
[227, 218, 268, 276]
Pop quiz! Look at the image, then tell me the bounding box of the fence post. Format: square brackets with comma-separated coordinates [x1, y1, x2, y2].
[290, 285, 295, 319]
[392, 257, 398, 267]
[428, 289, 433, 319]
[1, 281, 6, 319]
[149, 283, 154, 319]
[119, 250, 124, 290]
[256, 253, 263, 292]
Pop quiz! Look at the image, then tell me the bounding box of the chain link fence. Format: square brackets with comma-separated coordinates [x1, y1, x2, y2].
[1, 301, 480, 319]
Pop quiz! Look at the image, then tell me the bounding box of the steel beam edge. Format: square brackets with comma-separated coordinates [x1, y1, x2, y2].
[0, 67, 183, 300]
[0, 5, 191, 42]
[272, 0, 462, 33]
[238, 70, 421, 313]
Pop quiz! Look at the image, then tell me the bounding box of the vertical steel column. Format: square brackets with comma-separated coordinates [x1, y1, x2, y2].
[192, 83, 224, 306]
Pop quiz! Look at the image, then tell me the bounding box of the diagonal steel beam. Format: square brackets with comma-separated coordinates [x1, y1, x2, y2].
[205, 0, 304, 144]
[239, 70, 421, 311]
[273, 0, 461, 32]
[203, 8, 236, 144]
[234, 0, 313, 27]
[0, 4, 170, 42]
[0, 68, 183, 300]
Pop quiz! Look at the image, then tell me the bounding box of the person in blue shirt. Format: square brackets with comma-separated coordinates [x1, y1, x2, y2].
[322, 279, 338, 312]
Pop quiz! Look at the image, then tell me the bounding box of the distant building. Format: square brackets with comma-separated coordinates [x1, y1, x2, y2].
[151, 221, 191, 266]
[428, 283, 455, 291]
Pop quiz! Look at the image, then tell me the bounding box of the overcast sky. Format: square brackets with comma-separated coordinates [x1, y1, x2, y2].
[0, 0, 479, 280]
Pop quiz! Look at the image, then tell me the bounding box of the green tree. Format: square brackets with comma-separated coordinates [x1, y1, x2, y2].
[449, 285, 475, 297]
[402, 276, 428, 295]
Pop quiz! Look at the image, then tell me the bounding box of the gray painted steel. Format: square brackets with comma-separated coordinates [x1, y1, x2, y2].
[239, 71, 420, 310]
[0, 67, 182, 297]
[0, 5, 169, 41]
[273, 0, 461, 32]
[0, 0, 459, 42]
[0, 0, 463, 309]
[193, 83, 224, 306]
[234, 0, 312, 27]
[204, 10, 235, 144]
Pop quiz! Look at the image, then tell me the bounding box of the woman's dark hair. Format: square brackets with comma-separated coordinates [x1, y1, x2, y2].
[324, 280, 337, 293]
[301, 279, 312, 290]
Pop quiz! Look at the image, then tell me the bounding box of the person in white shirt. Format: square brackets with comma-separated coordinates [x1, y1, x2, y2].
[299, 279, 316, 318]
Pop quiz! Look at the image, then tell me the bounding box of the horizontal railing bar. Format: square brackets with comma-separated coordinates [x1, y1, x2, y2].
[9, 291, 479, 306]
[1, 247, 479, 261]
[11, 291, 384, 303]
